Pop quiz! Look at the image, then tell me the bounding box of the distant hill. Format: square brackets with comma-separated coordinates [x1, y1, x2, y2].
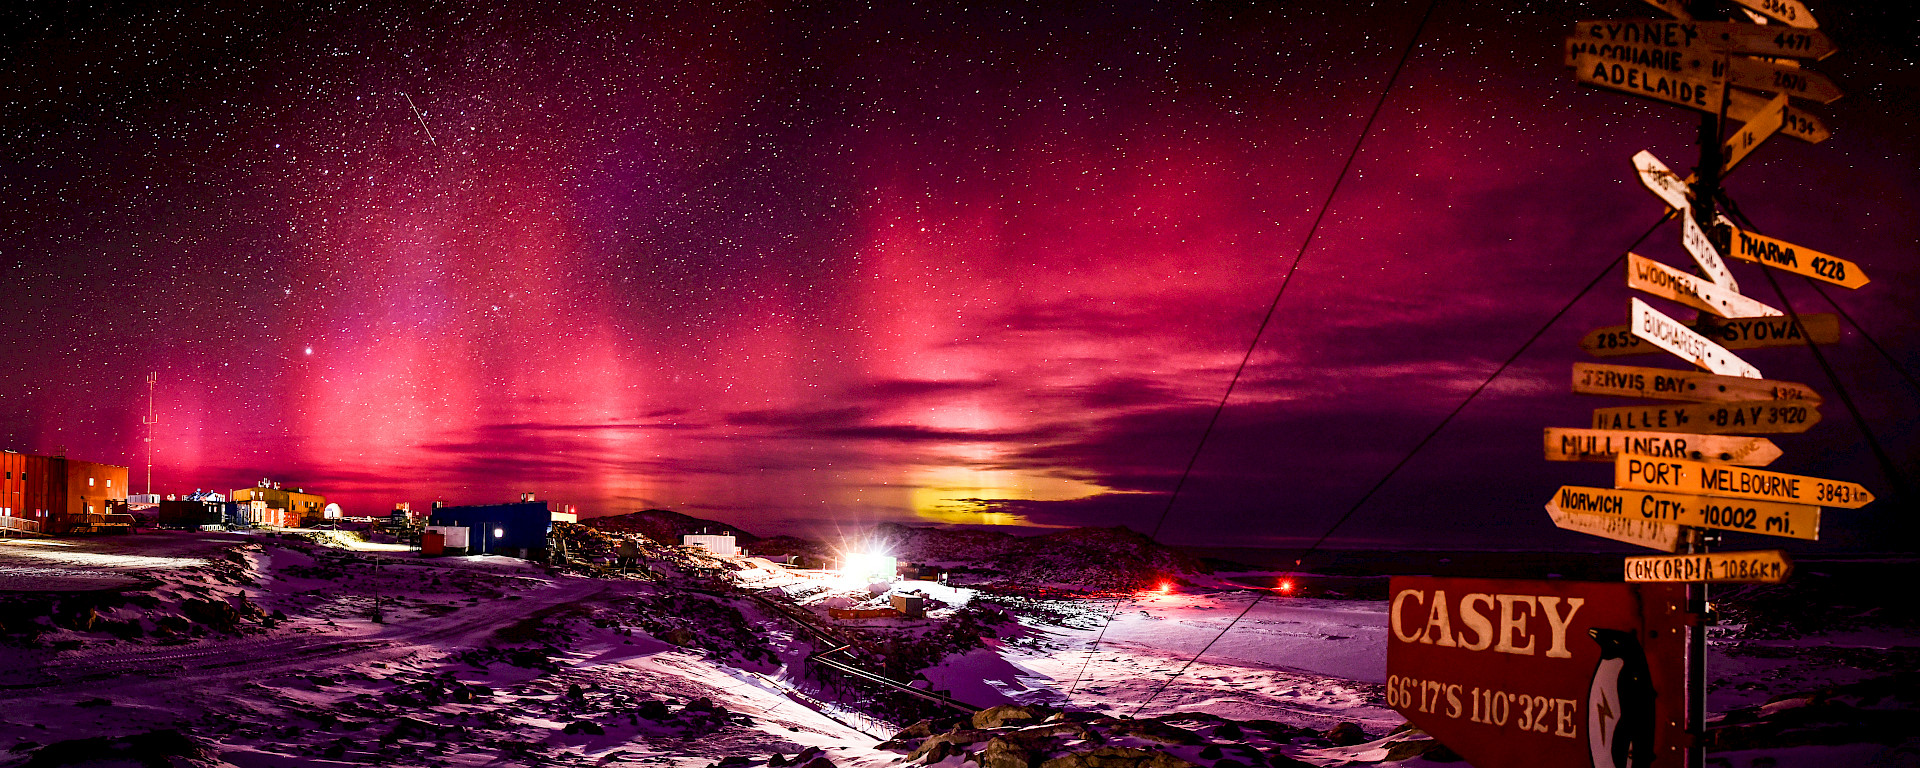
[583, 509, 758, 545]
[581, 512, 1206, 588]
[868, 522, 1208, 590]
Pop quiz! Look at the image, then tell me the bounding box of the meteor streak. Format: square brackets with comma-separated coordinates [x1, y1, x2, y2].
[401, 92, 437, 146]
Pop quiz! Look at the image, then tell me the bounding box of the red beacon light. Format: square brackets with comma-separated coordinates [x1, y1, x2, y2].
[1277, 579, 1295, 594]
[1157, 581, 1172, 594]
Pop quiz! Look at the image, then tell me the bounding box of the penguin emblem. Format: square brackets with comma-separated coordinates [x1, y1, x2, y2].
[1587, 628, 1657, 768]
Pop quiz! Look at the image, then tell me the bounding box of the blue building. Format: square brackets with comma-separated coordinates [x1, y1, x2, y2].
[425, 498, 554, 556]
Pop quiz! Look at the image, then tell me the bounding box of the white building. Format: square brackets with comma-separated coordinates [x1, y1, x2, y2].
[682, 533, 739, 557]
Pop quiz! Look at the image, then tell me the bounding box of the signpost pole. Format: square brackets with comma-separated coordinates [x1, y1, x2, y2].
[1684, 6, 1726, 766]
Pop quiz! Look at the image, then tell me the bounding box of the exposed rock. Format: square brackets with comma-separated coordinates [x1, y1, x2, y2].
[1037, 745, 1194, 768]
[637, 699, 672, 720]
[906, 730, 993, 762]
[1323, 721, 1368, 746]
[1383, 737, 1460, 762]
[181, 597, 242, 632]
[1105, 719, 1203, 746]
[980, 735, 1036, 768]
[1706, 672, 1920, 751]
[974, 705, 1047, 730]
[22, 729, 216, 768]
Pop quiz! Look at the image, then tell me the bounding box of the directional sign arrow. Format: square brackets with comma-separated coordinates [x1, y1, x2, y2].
[1592, 400, 1821, 434]
[1628, 252, 1779, 318]
[1633, 150, 1692, 212]
[1722, 93, 1789, 174]
[1625, 550, 1793, 583]
[1719, 217, 1870, 289]
[1573, 20, 1835, 60]
[1682, 214, 1739, 291]
[1615, 454, 1875, 508]
[1572, 52, 1725, 114]
[1582, 312, 1840, 357]
[1572, 362, 1820, 403]
[1728, 89, 1830, 143]
[1707, 21, 1835, 60]
[1544, 427, 1783, 466]
[1630, 297, 1761, 378]
[1728, 0, 1817, 28]
[1563, 35, 1727, 79]
[1729, 56, 1843, 103]
[1549, 486, 1819, 541]
[1545, 503, 1683, 552]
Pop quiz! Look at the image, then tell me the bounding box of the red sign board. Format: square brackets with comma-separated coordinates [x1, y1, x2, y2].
[1386, 576, 1688, 768]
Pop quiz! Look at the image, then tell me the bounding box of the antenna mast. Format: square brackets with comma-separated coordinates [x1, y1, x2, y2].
[143, 372, 158, 496]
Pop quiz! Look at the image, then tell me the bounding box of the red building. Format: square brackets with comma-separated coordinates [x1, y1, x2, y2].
[0, 451, 132, 535]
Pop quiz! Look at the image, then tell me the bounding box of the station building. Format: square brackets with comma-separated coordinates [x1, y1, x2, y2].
[0, 450, 132, 535]
[425, 494, 562, 557]
[682, 532, 740, 557]
[230, 479, 329, 527]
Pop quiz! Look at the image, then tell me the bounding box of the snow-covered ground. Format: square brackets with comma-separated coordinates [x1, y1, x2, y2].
[2, 533, 1913, 768]
[983, 589, 1397, 730]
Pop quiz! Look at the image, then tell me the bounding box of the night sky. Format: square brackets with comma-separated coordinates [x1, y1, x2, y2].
[3, 1, 1916, 550]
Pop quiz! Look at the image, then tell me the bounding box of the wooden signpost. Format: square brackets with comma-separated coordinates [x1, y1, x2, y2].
[1572, 52, 1725, 113]
[1627, 252, 1779, 318]
[1548, 485, 1819, 540]
[1633, 150, 1693, 211]
[1727, 89, 1830, 143]
[1568, 20, 1835, 60]
[1629, 297, 1761, 377]
[1544, 427, 1782, 466]
[1718, 217, 1870, 289]
[1719, 93, 1788, 174]
[1572, 362, 1819, 402]
[1727, 0, 1816, 28]
[1625, 550, 1792, 583]
[1591, 400, 1820, 434]
[1546, 503, 1684, 551]
[1580, 311, 1840, 357]
[1727, 56, 1844, 103]
[1708, 21, 1835, 60]
[1681, 213, 1739, 290]
[1452, 8, 1877, 768]
[1615, 455, 1875, 508]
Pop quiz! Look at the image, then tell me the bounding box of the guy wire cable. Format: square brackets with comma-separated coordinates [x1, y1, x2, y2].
[1061, 0, 1445, 702]
[1126, 210, 1672, 717]
[1718, 196, 1911, 504]
[1716, 192, 1920, 397]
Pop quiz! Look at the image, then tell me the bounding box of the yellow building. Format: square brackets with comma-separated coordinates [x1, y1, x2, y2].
[230, 480, 327, 527]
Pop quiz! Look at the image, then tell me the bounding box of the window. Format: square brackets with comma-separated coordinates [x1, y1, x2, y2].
[107, 479, 113, 487]
[89, 478, 95, 487]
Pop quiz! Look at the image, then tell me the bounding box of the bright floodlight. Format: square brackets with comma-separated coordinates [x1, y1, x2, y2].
[1278, 579, 1295, 594]
[842, 550, 897, 583]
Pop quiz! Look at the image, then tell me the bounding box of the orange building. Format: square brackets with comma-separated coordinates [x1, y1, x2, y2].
[230, 480, 328, 527]
[0, 451, 132, 535]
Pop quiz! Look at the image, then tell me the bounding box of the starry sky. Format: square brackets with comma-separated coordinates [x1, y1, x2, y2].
[3, 1, 1916, 550]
